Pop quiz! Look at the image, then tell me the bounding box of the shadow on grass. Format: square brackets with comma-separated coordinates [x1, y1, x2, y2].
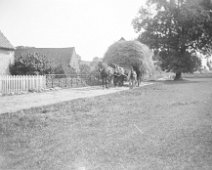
[184, 75, 212, 79]
[161, 79, 201, 85]
[147, 79, 201, 85]
[183, 72, 212, 79]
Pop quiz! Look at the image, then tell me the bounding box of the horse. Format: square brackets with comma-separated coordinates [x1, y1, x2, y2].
[135, 71, 143, 87]
[127, 67, 138, 89]
[97, 62, 114, 88]
[132, 68, 145, 87]
[110, 64, 127, 86]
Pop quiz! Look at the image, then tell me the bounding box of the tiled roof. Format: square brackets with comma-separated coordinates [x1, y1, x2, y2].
[0, 30, 14, 50]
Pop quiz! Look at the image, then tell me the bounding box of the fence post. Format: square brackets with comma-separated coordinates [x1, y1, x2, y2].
[43, 75, 46, 89]
[0, 75, 46, 95]
[80, 73, 82, 86]
[24, 75, 26, 91]
[30, 75, 32, 90]
[51, 75, 53, 88]
[0, 75, 2, 94]
[7, 75, 9, 94]
[36, 75, 38, 91]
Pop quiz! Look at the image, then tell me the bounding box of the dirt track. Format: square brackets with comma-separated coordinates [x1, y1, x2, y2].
[0, 82, 153, 114]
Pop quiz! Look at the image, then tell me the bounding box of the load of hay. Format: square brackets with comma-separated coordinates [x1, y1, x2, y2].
[103, 40, 155, 79]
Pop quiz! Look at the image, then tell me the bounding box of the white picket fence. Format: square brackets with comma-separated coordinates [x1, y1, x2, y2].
[0, 75, 46, 95]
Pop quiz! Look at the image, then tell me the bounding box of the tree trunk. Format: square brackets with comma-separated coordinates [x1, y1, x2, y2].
[174, 72, 182, 80]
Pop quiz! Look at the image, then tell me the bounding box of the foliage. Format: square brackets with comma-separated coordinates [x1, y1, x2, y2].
[9, 60, 28, 75]
[90, 57, 102, 71]
[52, 65, 66, 78]
[53, 65, 65, 75]
[66, 66, 77, 76]
[96, 62, 114, 87]
[103, 40, 155, 79]
[80, 64, 91, 75]
[132, 0, 212, 79]
[90, 67, 101, 80]
[88, 57, 102, 79]
[206, 60, 212, 70]
[159, 50, 201, 73]
[10, 53, 52, 75]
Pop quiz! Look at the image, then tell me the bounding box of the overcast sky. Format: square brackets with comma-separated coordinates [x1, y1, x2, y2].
[0, 0, 145, 61]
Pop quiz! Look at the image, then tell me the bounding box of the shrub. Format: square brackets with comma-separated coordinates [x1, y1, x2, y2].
[10, 53, 52, 75]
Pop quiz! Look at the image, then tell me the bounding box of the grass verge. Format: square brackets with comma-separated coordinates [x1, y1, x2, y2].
[0, 77, 212, 170]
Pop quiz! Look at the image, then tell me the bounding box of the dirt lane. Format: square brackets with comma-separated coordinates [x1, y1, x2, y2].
[0, 82, 153, 114]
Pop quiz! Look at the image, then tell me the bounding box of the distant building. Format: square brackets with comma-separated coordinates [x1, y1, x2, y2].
[15, 47, 81, 74]
[0, 30, 15, 75]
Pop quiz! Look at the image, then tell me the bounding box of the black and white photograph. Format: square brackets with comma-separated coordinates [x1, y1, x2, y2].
[0, 0, 212, 169]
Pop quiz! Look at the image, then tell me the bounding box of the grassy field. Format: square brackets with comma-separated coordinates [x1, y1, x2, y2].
[0, 76, 212, 170]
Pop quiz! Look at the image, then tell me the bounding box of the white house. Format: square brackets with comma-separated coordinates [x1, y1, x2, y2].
[0, 30, 15, 75]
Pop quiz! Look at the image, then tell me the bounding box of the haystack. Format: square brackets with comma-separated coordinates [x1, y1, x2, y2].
[103, 40, 155, 77]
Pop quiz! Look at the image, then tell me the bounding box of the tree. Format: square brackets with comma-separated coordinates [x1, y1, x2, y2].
[90, 57, 102, 71]
[53, 65, 66, 78]
[132, 0, 212, 79]
[103, 40, 155, 81]
[10, 53, 52, 75]
[80, 64, 91, 75]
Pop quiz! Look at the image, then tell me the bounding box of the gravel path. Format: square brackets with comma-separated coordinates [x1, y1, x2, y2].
[0, 82, 153, 114]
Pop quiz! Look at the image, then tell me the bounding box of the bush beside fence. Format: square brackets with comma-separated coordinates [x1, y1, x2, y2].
[0, 74, 106, 95]
[0, 75, 46, 95]
[46, 74, 102, 88]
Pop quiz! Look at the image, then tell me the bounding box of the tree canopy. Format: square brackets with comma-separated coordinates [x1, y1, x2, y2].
[10, 53, 64, 75]
[132, 0, 212, 79]
[80, 64, 91, 75]
[103, 40, 155, 79]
